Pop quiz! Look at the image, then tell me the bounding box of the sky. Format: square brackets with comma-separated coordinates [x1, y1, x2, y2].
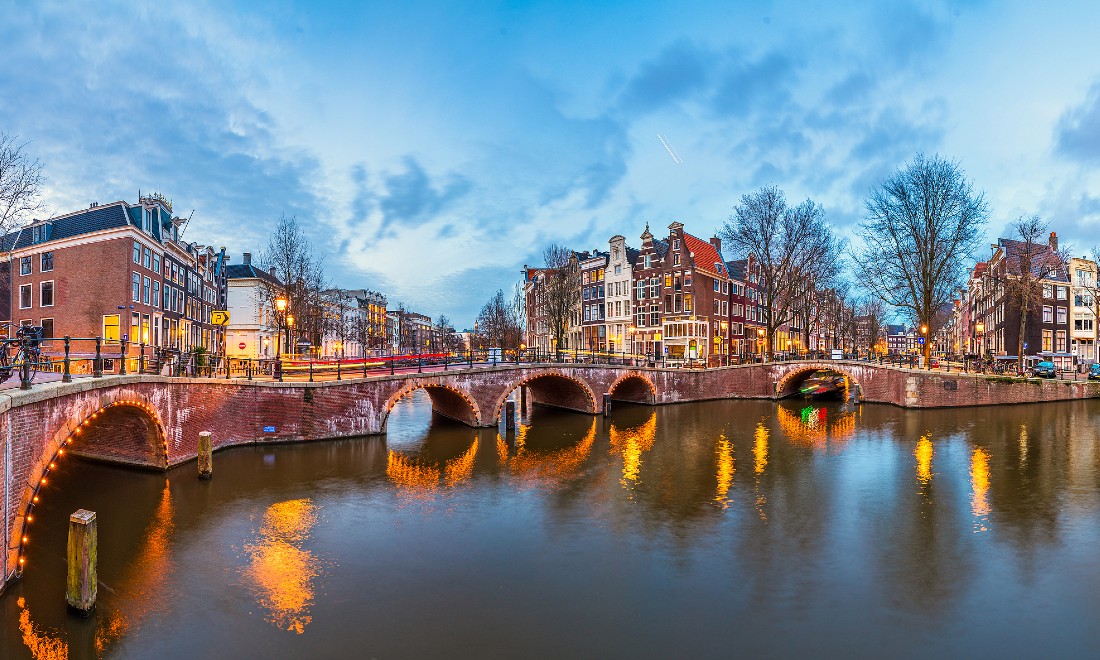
[2, 0, 1099, 328]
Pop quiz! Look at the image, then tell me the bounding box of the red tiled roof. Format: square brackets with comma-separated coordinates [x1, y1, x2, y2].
[683, 232, 727, 277]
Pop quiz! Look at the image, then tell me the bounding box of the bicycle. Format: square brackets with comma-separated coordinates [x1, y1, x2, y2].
[0, 323, 50, 384]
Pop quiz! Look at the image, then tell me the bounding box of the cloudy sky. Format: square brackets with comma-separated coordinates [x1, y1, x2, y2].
[2, 0, 1099, 327]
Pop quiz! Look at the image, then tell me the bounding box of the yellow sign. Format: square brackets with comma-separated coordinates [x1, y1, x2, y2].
[211, 310, 230, 326]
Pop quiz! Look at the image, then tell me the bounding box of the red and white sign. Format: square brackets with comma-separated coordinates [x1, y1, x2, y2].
[238, 342, 246, 350]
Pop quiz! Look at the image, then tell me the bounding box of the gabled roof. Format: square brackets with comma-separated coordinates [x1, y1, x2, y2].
[997, 238, 1068, 282]
[1, 202, 132, 251]
[682, 233, 727, 277]
[652, 239, 669, 259]
[726, 259, 747, 281]
[625, 246, 640, 265]
[226, 263, 282, 286]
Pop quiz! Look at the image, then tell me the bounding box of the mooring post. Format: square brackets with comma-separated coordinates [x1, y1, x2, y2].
[505, 400, 516, 432]
[198, 431, 213, 479]
[66, 509, 97, 615]
[603, 392, 611, 417]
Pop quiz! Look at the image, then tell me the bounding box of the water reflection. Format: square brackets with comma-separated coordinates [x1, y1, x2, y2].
[387, 439, 479, 498]
[916, 434, 934, 487]
[242, 498, 322, 634]
[776, 402, 857, 450]
[608, 412, 657, 489]
[714, 434, 734, 509]
[16, 597, 66, 660]
[507, 417, 597, 489]
[971, 447, 991, 532]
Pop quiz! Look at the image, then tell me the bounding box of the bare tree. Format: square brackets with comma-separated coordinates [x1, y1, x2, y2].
[541, 243, 578, 351]
[721, 185, 843, 359]
[998, 215, 1068, 373]
[257, 215, 328, 355]
[476, 289, 523, 350]
[859, 297, 888, 356]
[854, 153, 989, 364]
[0, 132, 45, 247]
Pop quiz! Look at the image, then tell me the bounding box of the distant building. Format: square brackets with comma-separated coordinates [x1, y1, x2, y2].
[226, 252, 282, 358]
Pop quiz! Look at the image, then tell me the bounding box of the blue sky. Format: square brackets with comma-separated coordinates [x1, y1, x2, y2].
[2, 0, 1099, 327]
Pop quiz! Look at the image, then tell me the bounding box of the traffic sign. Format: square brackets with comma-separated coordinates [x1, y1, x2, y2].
[917, 337, 925, 345]
[211, 310, 230, 326]
[238, 342, 246, 350]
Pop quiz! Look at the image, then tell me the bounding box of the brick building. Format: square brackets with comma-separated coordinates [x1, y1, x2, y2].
[578, 250, 609, 353]
[1, 195, 227, 367]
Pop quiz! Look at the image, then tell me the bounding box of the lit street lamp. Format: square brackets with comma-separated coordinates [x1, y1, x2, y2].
[274, 295, 288, 381]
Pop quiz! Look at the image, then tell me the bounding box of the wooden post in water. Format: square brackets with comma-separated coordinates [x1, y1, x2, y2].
[505, 400, 516, 432]
[66, 509, 97, 614]
[520, 385, 527, 410]
[198, 431, 213, 479]
[603, 393, 611, 417]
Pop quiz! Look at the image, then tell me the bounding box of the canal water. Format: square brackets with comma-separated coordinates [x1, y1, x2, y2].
[3, 393, 1100, 658]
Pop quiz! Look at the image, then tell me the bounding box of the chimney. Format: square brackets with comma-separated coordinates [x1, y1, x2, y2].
[710, 237, 721, 252]
[1049, 232, 1058, 251]
[243, 252, 252, 265]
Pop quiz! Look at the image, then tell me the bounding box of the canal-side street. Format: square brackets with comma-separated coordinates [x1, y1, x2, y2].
[3, 394, 1100, 658]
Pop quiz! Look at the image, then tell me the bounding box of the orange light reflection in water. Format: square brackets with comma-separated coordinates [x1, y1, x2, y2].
[714, 434, 734, 509]
[776, 405, 857, 451]
[753, 421, 769, 521]
[608, 413, 657, 490]
[386, 439, 479, 500]
[17, 597, 67, 660]
[242, 498, 322, 634]
[970, 447, 991, 532]
[508, 419, 597, 489]
[915, 434, 933, 487]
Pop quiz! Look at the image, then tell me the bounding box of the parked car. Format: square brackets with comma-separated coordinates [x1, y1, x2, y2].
[1032, 361, 1057, 378]
[1089, 364, 1100, 381]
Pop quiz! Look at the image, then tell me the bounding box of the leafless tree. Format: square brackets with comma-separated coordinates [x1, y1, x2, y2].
[859, 297, 888, 356]
[257, 215, 328, 354]
[541, 243, 578, 350]
[0, 131, 45, 247]
[435, 314, 461, 353]
[476, 288, 524, 350]
[721, 185, 844, 359]
[999, 215, 1068, 373]
[854, 153, 989, 364]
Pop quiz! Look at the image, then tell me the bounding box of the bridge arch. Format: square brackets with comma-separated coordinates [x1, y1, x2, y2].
[607, 373, 656, 404]
[493, 370, 597, 423]
[774, 363, 864, 401]
[381, 382, 482, 431]
[14, 394, 168, 577]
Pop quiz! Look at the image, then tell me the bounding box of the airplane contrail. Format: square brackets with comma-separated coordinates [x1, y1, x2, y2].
[657, 133, 683, 164]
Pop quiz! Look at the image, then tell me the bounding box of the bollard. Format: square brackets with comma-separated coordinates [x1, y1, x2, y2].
[505, 400, 516, 431]
[119, 336, 128, 375]
[63, 336, 73, 383]
[66, 509, 97, 615]
[603, 393, 611, 417]
[198, 431, 213, 479]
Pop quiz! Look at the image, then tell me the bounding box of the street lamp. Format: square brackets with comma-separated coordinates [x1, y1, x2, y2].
[920, 324, 930, 370]
[757, 327, 765, 362]
[274, 295, 288, 381]
[975, 320, 985, 367]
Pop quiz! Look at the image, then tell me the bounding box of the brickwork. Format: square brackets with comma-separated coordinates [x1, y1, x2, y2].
[3, 362, 1100, 588]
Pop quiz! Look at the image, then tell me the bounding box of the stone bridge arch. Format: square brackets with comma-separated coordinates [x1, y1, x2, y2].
[774, 362, 864, 401]
[492, 370, 598, 423]
[607, 372, 657, 404]
[13, 389, 168, 577]
[380, 382, 483, 431]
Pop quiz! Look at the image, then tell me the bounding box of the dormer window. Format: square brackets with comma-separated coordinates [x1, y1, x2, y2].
[31, 223, 52, 244]
[673, 239, 681, 251]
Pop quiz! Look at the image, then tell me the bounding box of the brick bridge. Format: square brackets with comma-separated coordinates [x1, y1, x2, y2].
[3, 360, 1099, 586]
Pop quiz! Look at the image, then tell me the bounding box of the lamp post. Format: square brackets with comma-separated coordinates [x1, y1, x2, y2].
[274, 295, 287, 381]
[757, 327, 765, 362]
[975, 320, 985, 370]
[920, 324, 929, 370]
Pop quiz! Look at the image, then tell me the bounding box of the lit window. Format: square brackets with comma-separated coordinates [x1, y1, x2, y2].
[103, 314, 120, 341]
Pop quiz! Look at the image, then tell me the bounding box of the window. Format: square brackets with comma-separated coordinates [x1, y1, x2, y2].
[650, 277, 659, 298]
[31, 224, 51, 244]
[684, 293, 693, 313]
[1042, 329, 1053, 352]
[143, 247, 151, 269]
[673, 239, 680, 251]
[133, 241, 141, 263]
[40, 318, 53, 339]
[1043, 305, 1053, 323]
[143, 276, 151, 304]
[19, 256, 31, 276]
[153, 281, 160, 309]
[1057, 307, 1067, 324]
[723, 281, 729, 294]
[674, 254, 681, 266]
[103, 314, 120, 341]
[614, 264, 622, 275]
[40, 281, 53, 307]
[19, 284, 31, 309]
[714, 280, 720, 292]
[1056, 330, 1067, 352]
[1057, 286, 1067, 300]
[722, 301, 728, 316]
[153, 254, 161, 274]
[163, 285, 170, 309]
[40, 252, 54, 272]
[132, 272, 140, 302]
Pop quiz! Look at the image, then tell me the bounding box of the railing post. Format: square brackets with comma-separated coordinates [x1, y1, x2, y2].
[363, 357, 368, 379]
[309, 357, 314, 382]
[19, 336, 31, 390]
[337, 355, 341, 381]
[391, 350, 395, 375]
[63, 336, 72, 383]
[93, 337, 103, 378]
[119, 336, 128, 375]
[247, 358, 253, 380]
[417, 351, 422, 374]
[468, 349, 473, 368]
[139, 342, 145, 374]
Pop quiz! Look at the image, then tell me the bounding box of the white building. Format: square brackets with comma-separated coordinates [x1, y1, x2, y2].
[225, 253, 282, 358]
[1070, 256, 1098, 363]
[605, 235, 638, 354]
